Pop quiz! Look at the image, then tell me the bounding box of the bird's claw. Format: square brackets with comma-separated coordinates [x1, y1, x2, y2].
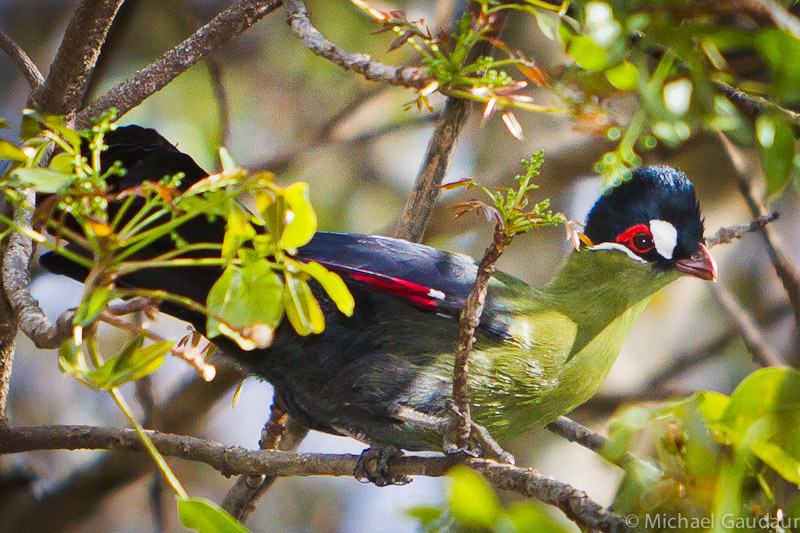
[353, 445, 410, 487]
[440, 404, 515, 465]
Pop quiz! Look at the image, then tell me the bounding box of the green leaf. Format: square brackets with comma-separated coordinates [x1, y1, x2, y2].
[0, 117, 11, 129]
[405, 506, 445, 527]
[105, 339, 172, 387]
[697, 390, 731, 423]
[283, 272, 324, 336]
[8, 167, 75, 193]
[206, 262, 284, 343]
[218, 147, 236, 173]
[708, 368, 800, 485]
[26, 109, 82, 149]
[605, 61, 639, 91]
[567, 35, 610, 72]
[178, 498, 249, 533]
[298, 261, 354, 316]
[505, 501, 569, 533]
[533, 9, 558, 40]
[279, 182, 317, 249]
[0, 140, 27, 162]
[445, 466, 501, 530]
[21, 108, 82, 150]
[603, 406, 650, 462]
[755, 29, 800, 105]
[756, 114, 796, 198]
[49, 152, 76, 172]
[221, 204, 253, 259]
[73, 286, 113, 328]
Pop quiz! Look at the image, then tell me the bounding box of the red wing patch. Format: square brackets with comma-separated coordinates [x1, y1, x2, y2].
[307, 259, 446, 310]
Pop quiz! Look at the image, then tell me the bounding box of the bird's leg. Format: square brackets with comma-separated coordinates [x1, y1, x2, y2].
[352, 443, 410, 487]
[392, 405, 515, 465]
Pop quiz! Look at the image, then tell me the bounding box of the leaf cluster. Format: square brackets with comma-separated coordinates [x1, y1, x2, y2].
[444, 151, 566, 238]
[602, 367, 800, 530]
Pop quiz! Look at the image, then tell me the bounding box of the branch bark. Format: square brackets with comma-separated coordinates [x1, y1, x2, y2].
[33, 0, 124, 115]
[710, 282, 784, 366]
[717, 134, 800, 363]
[453, 229, 512, 445]
[1, 195, 74, 349]
[2, 368, 242, 532]
[394, 96, 472, 242]
[0, 424, 627, 532]
[74, 0, 282, 127]
[283, 0, 431, 89]
[0, 29, 44, 89]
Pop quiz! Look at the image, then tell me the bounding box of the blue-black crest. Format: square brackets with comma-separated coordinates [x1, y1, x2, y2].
[584, 166, 704, 262]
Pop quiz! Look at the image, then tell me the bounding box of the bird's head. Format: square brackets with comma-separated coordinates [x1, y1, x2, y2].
[582, 166, 717, 282]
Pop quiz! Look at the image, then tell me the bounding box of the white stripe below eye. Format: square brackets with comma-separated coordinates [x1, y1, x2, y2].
[649, 219, 678, 260]
[587, 242, 647, 263]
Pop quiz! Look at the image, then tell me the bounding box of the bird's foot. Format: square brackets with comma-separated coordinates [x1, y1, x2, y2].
[468, 421, 515, 465]
[389, 404, 514, 464]
[441, 402, 515, 465]
[353, 445, 410, 487]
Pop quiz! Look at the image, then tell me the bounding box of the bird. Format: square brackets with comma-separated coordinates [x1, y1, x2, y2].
[40, 125, 717, 457]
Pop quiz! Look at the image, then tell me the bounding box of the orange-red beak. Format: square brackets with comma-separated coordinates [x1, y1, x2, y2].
[674, 243, 718, 281]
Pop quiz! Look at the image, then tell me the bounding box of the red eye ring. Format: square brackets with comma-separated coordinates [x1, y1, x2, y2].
[616, 224, 655, 253]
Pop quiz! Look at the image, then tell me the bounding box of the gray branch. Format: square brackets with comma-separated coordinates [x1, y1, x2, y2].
[0, 423, 627, 532]
[283, 0, 431, 89]
[33, 0, 125, 115]
[1, 195, 73, 349]
[0, 29, 44, 89]
[74, 0, 282, 127]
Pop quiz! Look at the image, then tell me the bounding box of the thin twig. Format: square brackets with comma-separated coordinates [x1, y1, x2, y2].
[0, 424, 627, 532]
[704, 0, 800, 39]
[33, 0, 125, 115]
[0, 29, 44, 89]
[223, 403, 288, 521]
[714, 81, 800, 127]
[282, 0, 431, 89]
[237, 418, 308, 523]
[717, 133, 800, 361]
[74, 0, 282, 127]
[173, 0, 232, 147]
[1, 195, 73, 349]
[394, 96, 471, 242]
[394, 5, 504, 243]
[2, 368, 243, 532]
[453, 229, 512, 446]
[710, 282, 783, 367]
[705, 214, 780, 249]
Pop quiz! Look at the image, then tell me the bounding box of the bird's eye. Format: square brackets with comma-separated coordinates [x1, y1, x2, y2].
[631, 232, 654, 253]
[615, 223, 655, 256]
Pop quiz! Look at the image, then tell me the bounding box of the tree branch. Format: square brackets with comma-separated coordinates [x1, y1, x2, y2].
[282, 0, 431, 89]
[704, 214, 780, 249]
[717, 134, 800, 362]
[714, 81, 800, 127]
[704, 0, 800, 39]
[74, 0, 282, 127]
[710, 282, 784, 366]
[453, 229, 512, 446]
[3, 368, 242, 531]
[1, 195, 73, 349]
[394, 96, 471, 242]
[0, 29, 44, 89]
[33, 0, 124, 115]
[0, 424, 627, 532]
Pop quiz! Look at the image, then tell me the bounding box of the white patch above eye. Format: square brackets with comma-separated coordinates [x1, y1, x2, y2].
[649, 219, 678, 260]
[587, 242, 647, 263]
